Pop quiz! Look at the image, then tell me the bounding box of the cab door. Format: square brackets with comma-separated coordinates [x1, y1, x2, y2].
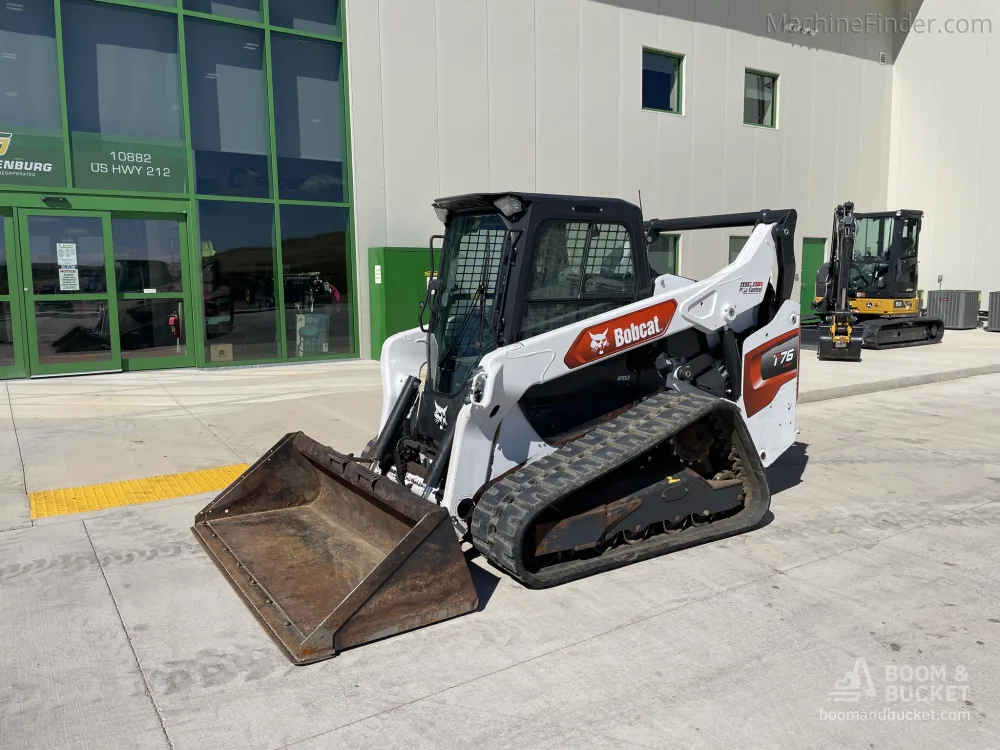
[0, 207, 26, 378]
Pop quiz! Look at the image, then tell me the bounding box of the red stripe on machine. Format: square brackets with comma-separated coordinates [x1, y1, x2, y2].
[564, 300, 678, 369]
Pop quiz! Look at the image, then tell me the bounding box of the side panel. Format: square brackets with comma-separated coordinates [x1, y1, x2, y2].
[378, 326, 427, 433]
[737, 299, 800, 467]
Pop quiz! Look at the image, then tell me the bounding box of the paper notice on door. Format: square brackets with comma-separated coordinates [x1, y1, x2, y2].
[59, 267, 80, 291]
[56, 242, 78, 266]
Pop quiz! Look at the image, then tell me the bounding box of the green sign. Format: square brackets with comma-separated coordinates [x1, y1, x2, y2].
[0, 129, 67, 187]
[71, 132, 187, 193]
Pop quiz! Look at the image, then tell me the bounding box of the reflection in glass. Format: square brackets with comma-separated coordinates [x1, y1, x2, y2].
[0, 0, 66, 186]
[198, 200, 278, 362]
[642, 50, 681, 113]
[113, 219, 183, 293]
[744, 71, 776, 128]
[184, 0, 261, 23]
[269, 0, 341, 37]
[34, 300, 113, 365]
[279, 205, 351, 357]
[186, 20, 270, 198]
[0, 302, 14, 368]
[271, 35, 346, 202]
[119, 299, 186, 359]
[62, 0, 186, 193]
[27, 215, 106, 294]
[0, 216, 7, 294]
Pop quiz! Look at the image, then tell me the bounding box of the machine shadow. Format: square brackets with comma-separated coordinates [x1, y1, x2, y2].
[465, 547, 501, 612]
[766, 441, 809, 494]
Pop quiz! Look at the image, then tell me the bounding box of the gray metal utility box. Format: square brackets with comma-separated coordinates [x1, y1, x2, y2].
[926, 290, 980, 330]
[988, 291, 1000, 332]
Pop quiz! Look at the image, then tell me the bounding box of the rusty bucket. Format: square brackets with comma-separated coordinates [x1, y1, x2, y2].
[192, 432, 478, 665]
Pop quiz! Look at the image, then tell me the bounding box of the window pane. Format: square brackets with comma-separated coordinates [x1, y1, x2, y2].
[119, 298, 187, 359]
[27, 215, 106, 294]
[186, 19, 269, 198]
[0, 302, 14, 368]
[523, 221, 635, 339]
[0, 215, 8, 295]
[34, 300, 113, 365]
[648, 235, 678, 276]
[198, 200, 278, 362]
[272, 34, 346, 202]
[112, 218, 184, 293]
[269, 0, 341, 37]
[184, 0, 261, 23]
[280, 205, 352, 357]
[744, 72, 776, 127]
[642, 50, 680, 113]
[0, 0, 66, 186]
[729, 236, 749, 264]
[62, 0, 186, 193]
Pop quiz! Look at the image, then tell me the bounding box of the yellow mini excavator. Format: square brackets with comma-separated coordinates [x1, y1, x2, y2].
[192, 194, 802, 664]
[813, 202, 944, 361]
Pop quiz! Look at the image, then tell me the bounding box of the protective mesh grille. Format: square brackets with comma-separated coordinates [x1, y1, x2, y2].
[443, 228, 505, 354]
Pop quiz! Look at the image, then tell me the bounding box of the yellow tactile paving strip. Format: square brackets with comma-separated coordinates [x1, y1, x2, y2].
[28, 464, 250, 519]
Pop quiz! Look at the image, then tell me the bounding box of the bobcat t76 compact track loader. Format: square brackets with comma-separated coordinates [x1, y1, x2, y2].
[193, 194, 802, 664]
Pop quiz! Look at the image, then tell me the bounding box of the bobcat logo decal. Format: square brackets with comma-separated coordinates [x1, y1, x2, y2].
[589, 329, 609, 355]
[434, 401, 448, 429]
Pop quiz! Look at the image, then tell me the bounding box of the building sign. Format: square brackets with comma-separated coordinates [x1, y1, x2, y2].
[0, 130, 67, 187]
[71, 133, 187, 193]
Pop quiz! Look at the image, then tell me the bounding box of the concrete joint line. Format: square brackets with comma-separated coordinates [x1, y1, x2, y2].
[799, 363, 1000, 405]
[82, 520, 175, 750]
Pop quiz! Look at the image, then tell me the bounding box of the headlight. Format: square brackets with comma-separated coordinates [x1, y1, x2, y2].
[433, 205, 449, 224]
[494, 195, 523, 217]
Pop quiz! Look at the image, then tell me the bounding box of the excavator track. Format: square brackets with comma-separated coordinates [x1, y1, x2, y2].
[470, 390, 770, 588]
[861, 316, 944, 350]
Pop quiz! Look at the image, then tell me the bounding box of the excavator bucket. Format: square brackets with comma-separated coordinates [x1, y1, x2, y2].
[191, 432, 478, 665]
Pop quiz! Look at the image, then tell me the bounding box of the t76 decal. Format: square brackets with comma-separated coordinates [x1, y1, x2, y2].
[564, 300, 678, 369]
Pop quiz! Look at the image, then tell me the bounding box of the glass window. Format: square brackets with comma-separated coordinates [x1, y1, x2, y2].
[198, 200, 278, 362]
[744, 70, 777, 128]
[119, 298, 187, 359]
[0, 0, 66, 186]
[0, 215, 8, 295]
[729, 236, 749, 264]
[897, 217, 919, 294]
[271, 34, 346, 202]
[26, 214, 107, 295]
[62, 0, 186, 193]
[269, 0, 341, 37]
[280, 205, 351, 357]
[642, 49, 682, 114]
[0, 302, 14, 367]
[185, 19, 269, 198]
[184, 0, 261, 23]
[648, 234, 679, 277]
[112, 218, 183, 293]
[522, 221, 635, 339]
[34, 300, 113, 365]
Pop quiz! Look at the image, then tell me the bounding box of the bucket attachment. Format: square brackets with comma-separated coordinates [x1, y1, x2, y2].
[192, 433, 478, 665]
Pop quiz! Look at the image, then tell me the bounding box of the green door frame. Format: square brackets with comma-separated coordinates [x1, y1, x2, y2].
[0, 208, 27, 379]
[4, 194, 196, 378]
[801, 237, 827, 324]
[113, 209, 196, 372]
[17, 208, 122, 377]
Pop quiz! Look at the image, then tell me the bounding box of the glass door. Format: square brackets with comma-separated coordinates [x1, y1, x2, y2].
[17, 210, 121, 377]
[0, 208, 27, 379]
[111, 214, 193, 371]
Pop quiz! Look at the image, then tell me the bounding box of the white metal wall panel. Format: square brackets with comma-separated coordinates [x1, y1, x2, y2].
[579, 0, 621, 197]
[535, 0, 581, 194]
[486, 0, 536, 193]
[379, 0, 440, 246]
[975, 2, 1000, 293]
[618, 1, 660, 214]
[435, 0, 490, 197]
[654, 9, 695, 220]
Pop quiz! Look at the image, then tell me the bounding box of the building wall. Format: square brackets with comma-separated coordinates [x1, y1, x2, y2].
[888, 0, 999, 302]
[346, 0, 899, 357]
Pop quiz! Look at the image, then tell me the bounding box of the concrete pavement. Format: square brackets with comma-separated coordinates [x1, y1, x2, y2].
[1, 370, 1000, 748]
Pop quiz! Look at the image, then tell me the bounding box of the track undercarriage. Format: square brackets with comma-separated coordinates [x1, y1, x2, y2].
[860, 315, 945, 350]
[470, 391, 771, 588]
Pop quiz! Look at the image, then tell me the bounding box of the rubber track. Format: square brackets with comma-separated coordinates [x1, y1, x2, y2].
[470, 390, 770, 589]
[862, 317, 945, 350]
